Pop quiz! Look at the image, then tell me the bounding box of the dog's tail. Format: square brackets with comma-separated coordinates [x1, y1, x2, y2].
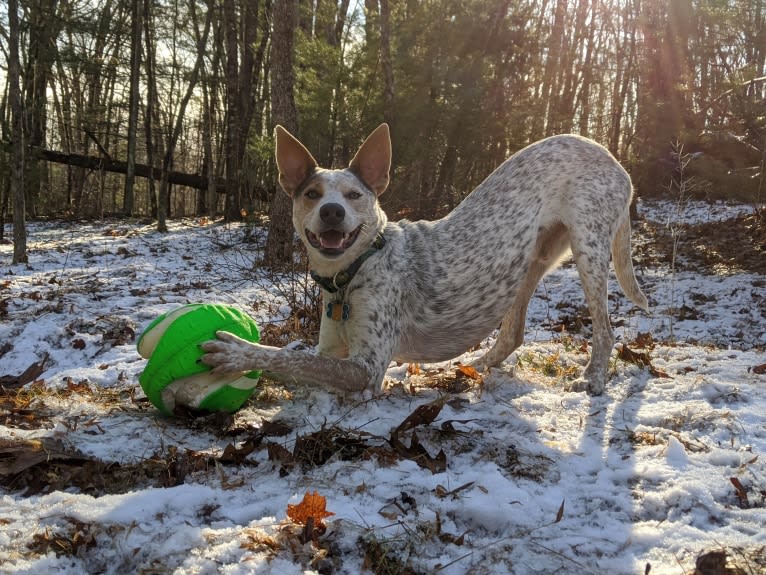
[612, 214, 649, 311]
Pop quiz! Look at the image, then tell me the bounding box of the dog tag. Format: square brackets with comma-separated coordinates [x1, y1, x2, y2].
[326, 301, 350, 321]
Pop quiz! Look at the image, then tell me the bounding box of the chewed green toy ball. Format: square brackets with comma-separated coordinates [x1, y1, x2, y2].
[137, 303, 261, 415]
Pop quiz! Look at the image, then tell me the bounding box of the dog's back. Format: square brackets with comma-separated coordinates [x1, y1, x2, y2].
[385, 135, 645, 366]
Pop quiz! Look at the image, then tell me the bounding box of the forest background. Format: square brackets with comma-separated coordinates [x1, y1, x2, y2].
[1, 0, 765, 266]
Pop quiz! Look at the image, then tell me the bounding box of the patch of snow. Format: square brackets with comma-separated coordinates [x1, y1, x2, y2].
[1, 201, 764, 574]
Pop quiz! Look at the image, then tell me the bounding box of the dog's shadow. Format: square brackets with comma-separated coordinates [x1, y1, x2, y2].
[439, 362, 652, 570]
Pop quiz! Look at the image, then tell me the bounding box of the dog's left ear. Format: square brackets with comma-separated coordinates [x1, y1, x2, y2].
[349, 124, 391, 196]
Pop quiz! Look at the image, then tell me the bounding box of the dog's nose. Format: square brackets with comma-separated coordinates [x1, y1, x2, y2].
[319, 203, 345, 226]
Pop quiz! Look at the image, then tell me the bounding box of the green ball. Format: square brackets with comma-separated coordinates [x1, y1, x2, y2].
[137, 303, 262, 415]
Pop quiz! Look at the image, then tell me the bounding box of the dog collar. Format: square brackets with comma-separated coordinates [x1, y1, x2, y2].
[310, 233, 386, 294]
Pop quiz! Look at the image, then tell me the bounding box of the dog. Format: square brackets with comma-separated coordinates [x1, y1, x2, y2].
[201, 124, 648, 395]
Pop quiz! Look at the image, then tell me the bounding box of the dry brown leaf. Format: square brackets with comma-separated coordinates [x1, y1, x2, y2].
[618, 345, 671, 378]
[394, 399, 444, 435]
[286, 491, 335, 527]
[0, 353, 49, 389]
[66, 378, 92, 394]
[752, 363, 766, 375]
[554, 499, 565, 523]
[219, 435, 262, 464]
[632, 332, 655, 349]
[730, 477, 749, 507]
[618, 344, 652, 366]
[266, 442, 294, 464]
[649, 366, 672, 379]
[455, 365, 481, 380]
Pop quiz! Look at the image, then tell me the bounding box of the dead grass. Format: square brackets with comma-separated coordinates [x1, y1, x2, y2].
[693, 546, 766, 575]
[515, 350, 582, 381]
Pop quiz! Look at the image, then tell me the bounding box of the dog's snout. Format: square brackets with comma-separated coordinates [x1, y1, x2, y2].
[319, 203, 345, 226]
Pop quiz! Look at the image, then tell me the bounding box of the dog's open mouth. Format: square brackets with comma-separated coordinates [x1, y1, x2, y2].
[305, 225, 362, 255]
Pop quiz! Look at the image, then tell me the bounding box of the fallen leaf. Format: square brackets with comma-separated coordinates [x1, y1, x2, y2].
[618, 345, 671, 378]
[618, 344, 652, 367]
[752, 363, 766, 375]
[632, 332, 655, 349]
[0, 353, 49, 389]
[286, 491, 335, 527]
[219, 435, 262, 464]
[554, 499, 565, 523]
[66, 378, 92, 394]
[390, 430, 447, 474]
[455, 365, 481, 380]
[730, 477, 749, 507]
[394, 399, 444, 435]
[266, 442, 294, 465]
[260, 419, 292, 437]
[649, 366, 672, 378]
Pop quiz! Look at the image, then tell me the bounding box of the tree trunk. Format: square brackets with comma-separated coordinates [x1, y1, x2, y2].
[22, 0, 59, 218]
[143, 0, 159, 218]
[379, 0, 395, 129]
[206, 14, 224, 216]
[9, 0, 27, 264]
[124, 0, 142, 216]
[222, 0, 241, 221]
[264, 0, 300, 268]
[536, 0, 567, 138]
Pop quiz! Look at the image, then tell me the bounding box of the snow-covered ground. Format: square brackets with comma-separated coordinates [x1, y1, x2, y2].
[1, 200, 764, 575]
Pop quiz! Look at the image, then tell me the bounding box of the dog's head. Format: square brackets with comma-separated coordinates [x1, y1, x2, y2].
[275, 124, 390, 276]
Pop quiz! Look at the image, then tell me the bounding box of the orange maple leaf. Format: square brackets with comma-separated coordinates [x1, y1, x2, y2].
[286, 491, 335, 527]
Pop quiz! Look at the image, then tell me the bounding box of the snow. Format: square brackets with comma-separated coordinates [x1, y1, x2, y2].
[1, 200, 765, 575]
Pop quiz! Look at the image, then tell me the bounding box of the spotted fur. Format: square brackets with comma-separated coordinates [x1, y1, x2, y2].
[202, 124, 648, 395]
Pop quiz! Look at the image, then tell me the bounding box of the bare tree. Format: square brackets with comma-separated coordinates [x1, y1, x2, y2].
[379, 0, 395, 128]
[123, 0, 143, 216]
[9, 0, 27, 264]
[264, 0, 299, 267]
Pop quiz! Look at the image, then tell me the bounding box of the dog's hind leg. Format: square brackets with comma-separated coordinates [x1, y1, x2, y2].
[474, 223, 570, 370]
[564, 232, 615, 395]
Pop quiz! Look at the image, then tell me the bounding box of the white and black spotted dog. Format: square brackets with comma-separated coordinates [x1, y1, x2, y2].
[202, 124, 648, 395]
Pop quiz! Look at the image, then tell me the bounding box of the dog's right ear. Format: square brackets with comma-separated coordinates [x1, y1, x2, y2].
[349, 123, 391, 196]
[274, 125, 318, 197]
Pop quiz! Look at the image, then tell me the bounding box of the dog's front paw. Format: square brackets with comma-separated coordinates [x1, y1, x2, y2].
[564, 376, 604, 396]
[200, 331, 259, 374]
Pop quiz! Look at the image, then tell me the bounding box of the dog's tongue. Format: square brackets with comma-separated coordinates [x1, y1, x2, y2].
[319, 230, 345, 249]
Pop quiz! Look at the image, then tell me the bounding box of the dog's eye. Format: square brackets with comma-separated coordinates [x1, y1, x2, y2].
[346, 191, 362, 200]
[304, 189, 321, 200]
